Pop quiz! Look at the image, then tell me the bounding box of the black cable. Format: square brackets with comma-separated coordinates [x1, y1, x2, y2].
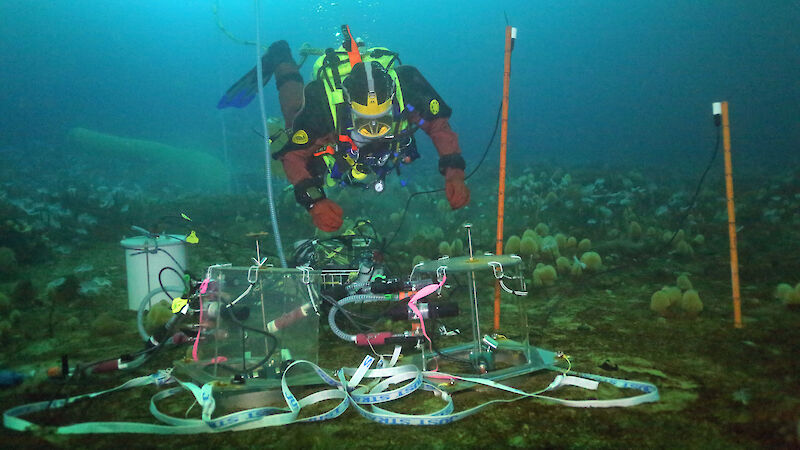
[158, 266, 186, 299]
[381, 100, 505, 252]
[214, 307, 279, 376]
[322, 295, 379, 334]
[42, 331, 186, 414]
[320, 293, 378, 323]
[662, 126, 721, 248]
[215, 289, 280, 376]
[580, 125, 722, 282]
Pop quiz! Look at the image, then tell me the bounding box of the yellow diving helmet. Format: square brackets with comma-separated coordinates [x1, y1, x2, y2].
[342, 61, 396, 139]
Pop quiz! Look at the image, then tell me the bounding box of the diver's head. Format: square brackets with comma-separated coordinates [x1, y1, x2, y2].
[342, 61, 396, 140]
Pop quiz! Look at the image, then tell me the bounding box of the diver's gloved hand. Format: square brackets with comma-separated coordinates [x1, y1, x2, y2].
[309, 199, 343, 232]
[444, 168, 470, 209]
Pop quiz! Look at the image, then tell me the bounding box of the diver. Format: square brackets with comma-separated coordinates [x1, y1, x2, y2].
[218, 27, 470, 232]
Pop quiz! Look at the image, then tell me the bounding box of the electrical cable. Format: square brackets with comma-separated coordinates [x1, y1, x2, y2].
[212, 276, 280, 376]
[381, 100, 504, 251]
[580, 125, 722, 282]
[158, 266, 186, 300]
[213, 306, 279, 375]
[319, 293, 377, 329]
[662, 126, 722, 248]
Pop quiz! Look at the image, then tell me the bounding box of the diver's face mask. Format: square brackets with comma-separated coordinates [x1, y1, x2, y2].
[343, 62, 396, 140]
[351, 109, 394, 139]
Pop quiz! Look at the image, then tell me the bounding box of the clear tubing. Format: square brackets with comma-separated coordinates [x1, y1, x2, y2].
[345, 280, 370, 294]
[254, 0, 287, 268]
[328, 294, 395, 342]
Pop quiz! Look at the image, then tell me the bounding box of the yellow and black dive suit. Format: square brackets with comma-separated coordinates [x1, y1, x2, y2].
[272, 46, 466, 210]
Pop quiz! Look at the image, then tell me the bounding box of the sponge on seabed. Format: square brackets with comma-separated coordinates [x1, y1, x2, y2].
[519, 236, 538, 257]
[533, 264, 557, 286]
[505, 235, 521, 255]
[775, 283, 800, 305]
[677, 274, 693, 291]
[662, 286, 682, 306]
[650, 289, 671, 315]
[555, 256, 571, 273]
[680, 289, 703, 316]
[579, 251, 602, 271]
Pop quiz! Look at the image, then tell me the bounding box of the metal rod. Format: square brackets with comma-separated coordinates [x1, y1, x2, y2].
[465, 224, 481, 355]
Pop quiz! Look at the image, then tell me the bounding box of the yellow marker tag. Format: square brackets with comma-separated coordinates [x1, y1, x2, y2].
[429, 99, 440, 115]
[292, 129, 309, 144]
[171, 297, 188, 314]
[186, 230, 199, 244]
[181, 213, 192, 221]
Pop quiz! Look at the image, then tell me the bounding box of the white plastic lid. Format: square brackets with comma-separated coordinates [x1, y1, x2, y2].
[120, 234, 187, 249]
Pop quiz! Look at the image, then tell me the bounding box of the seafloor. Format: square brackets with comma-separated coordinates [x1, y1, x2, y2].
[1, 158, 799, 449]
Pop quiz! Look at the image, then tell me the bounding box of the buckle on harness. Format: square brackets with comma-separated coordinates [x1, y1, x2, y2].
[314, 146, 335, 157]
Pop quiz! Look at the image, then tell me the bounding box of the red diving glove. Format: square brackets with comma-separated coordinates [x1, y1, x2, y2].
[309, 199, 343, 232]
[444, 168, 470, 209]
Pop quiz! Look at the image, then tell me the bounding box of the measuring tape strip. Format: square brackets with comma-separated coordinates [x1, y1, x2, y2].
[4, 358, 659, 433]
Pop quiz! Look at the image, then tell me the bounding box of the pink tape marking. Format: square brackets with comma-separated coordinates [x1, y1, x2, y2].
[192, 277, 214, 361]
[407, 274, 446, 352]
[199, 278, 210, 294]
[192, 291, 205, 362]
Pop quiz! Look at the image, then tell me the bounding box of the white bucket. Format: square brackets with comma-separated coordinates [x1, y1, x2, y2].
[120, 234, 187, 311]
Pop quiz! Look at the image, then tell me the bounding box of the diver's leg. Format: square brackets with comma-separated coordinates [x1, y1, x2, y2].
[269, 41, 304, 129]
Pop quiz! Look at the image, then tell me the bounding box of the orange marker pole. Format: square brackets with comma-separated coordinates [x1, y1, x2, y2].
[718, 101, 742, 328]
[494, 26, 515, 331]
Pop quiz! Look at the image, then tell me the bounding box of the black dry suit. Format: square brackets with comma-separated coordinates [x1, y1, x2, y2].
[272, 46, 463, 200]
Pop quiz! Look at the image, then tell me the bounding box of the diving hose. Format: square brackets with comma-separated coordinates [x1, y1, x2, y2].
[328, 294, 398, 342]
[254, 0, 287, 268]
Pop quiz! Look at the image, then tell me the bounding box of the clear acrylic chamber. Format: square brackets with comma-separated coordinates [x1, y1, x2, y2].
[175, 266, 320, 391]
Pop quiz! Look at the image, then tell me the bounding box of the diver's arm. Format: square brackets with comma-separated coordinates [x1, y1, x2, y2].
[272, 79, 343, 230]
[278, 138, 343, 232]
[395, 65, 465, 172]
[424, 117, 468, 209]
[278, 137, 331, 210]
[396, 65, 469, 208]
[272, 79, 335, 199]
[278, 138, 329, 185]
[419, 118, 465, 173]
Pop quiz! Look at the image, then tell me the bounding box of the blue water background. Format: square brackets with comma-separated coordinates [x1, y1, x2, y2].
[1, 0, 798, 179]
